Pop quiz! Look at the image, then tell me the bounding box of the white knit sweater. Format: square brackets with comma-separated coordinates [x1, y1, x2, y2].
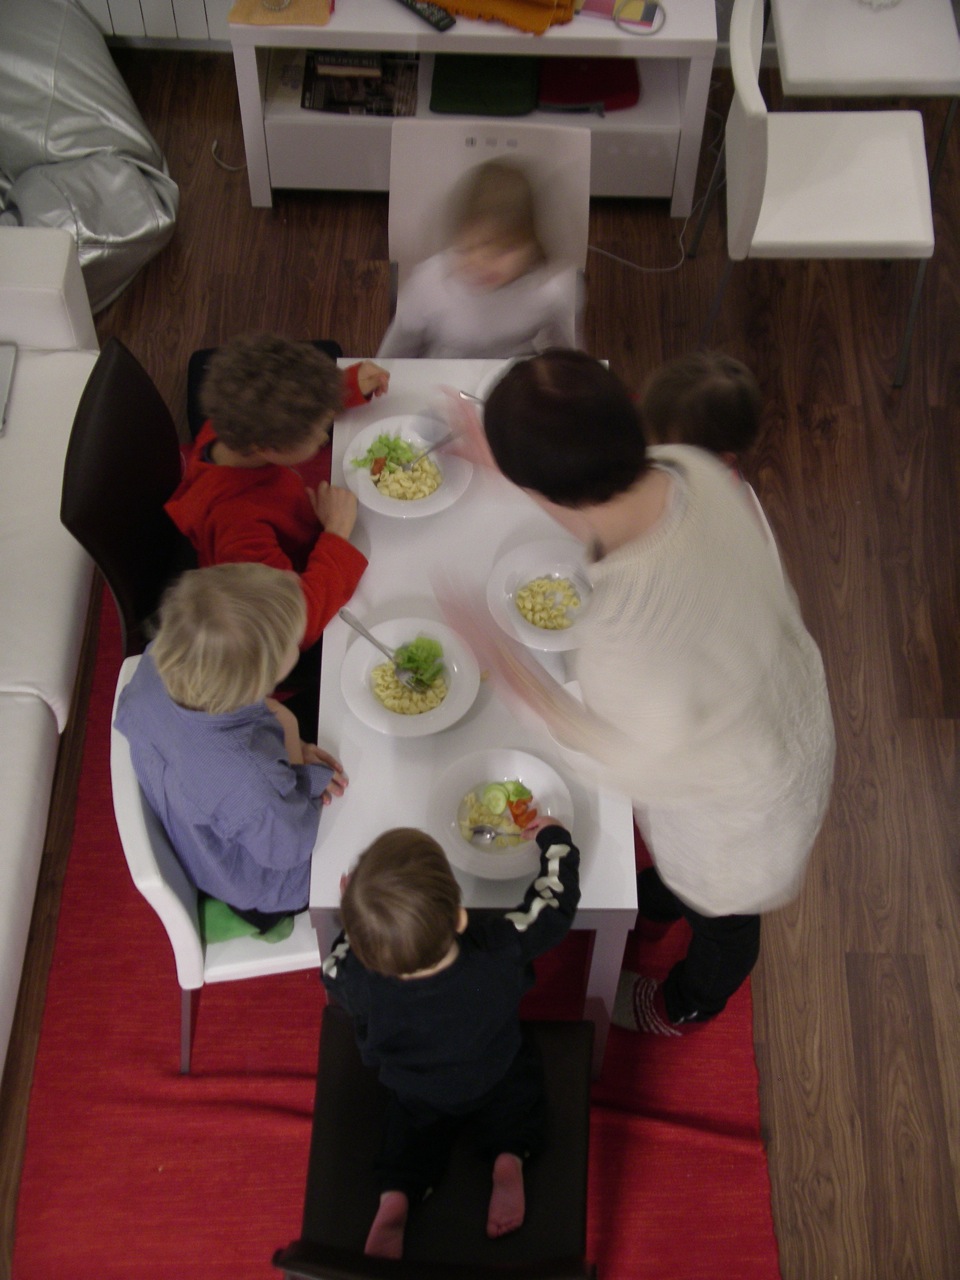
[573, 445, 835, 917]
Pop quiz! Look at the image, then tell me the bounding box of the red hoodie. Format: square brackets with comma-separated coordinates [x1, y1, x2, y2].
[165, 364, 369, 649]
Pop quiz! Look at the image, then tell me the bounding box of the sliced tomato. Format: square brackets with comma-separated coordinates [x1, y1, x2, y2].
[371, 456, 387, 477]
[508, 799, 537, 828]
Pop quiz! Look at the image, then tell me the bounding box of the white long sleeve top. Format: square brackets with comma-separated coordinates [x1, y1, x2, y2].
[377, 250, 577, 359]
[572, 445, 835, 917]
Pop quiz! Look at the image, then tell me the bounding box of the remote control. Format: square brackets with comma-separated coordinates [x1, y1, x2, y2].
[393, 0, 456, 31]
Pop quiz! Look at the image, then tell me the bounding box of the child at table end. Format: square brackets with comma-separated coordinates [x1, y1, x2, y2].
[640, 350, 762, 472]
[322, 818, 581, 1258]
[166, 332, 389, 654]
[377, 157, 581, 360]
[114, 562, 347, 934]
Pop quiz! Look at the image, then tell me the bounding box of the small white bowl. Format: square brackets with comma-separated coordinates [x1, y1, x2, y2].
[430, 747, 573, 881]
[340, 616, 480, 738]
[487, 537, 592, 653]
[342, 414, 472, 518]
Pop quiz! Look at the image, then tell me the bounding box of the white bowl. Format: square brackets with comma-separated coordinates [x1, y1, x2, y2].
[340, 616, 480, 738]
[430, 748, 573, 881]
[342, 414, 472, 518]
[486, 537, 592, 653]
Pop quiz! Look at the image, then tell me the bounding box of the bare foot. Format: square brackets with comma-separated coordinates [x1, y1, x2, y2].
[487, 1152, 525, 1238]
[365, 1190, 409, 1259]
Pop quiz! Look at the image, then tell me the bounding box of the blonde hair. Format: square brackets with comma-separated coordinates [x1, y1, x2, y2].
[446, 159, 546, 262]
[151, 563, 306, 715]
[340, 829, 462, 977]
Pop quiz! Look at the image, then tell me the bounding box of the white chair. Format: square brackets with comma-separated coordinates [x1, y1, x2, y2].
[698, 0, 935, 387]
[386, 118, 591, 346]
[110, 656, 322, 1073]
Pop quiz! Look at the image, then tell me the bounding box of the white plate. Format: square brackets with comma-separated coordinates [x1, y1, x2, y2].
[342, 415, 473, 518]
[340, 616, 480, 738]
[486, 537, 592, 652]
[430, 748, 573, 881]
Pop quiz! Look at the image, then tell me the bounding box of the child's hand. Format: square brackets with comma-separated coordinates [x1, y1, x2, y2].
[309, 480, 358, 540]
[357, 361, 390, 399]
[302, 744, 349, 805]
[521, 813, 569, 841]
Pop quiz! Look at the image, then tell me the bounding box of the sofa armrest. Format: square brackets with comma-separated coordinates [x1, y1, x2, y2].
[0, 227, 97, 352]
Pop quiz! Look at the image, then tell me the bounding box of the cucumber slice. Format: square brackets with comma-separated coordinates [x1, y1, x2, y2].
[481, 783, 509, 815]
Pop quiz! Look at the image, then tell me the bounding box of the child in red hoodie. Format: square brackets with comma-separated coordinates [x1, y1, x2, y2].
[166, 332, 389, 651]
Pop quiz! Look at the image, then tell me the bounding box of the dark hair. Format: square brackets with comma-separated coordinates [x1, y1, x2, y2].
[483, 349, 649, 507]
[641, 351, 762, 458]
[340, 829, 462, 977]
[200, 332, 343, 454]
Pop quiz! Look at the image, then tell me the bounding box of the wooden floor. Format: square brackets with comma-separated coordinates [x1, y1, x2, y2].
[1, 49, 959, 1280]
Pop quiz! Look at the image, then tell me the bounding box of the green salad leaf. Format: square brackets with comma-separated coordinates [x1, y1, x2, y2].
[394, 635, 445, 686]
[351, 432, 415, 474]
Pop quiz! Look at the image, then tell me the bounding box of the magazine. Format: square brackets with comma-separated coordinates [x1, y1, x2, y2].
[302, 52, 419, 116]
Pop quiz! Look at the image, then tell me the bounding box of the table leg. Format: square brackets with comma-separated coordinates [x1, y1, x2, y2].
[672, 54, 715, 218]
[232, 43, 273, 208]
[576, 909, 634, 1078]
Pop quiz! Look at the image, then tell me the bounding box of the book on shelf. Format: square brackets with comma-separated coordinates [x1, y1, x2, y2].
[308, 49, 383, 78]
[302, 52, 419, 117]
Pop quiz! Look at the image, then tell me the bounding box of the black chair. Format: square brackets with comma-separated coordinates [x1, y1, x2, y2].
[60, 337, 197, 658]
[186, 339, 344, 439]
[274, 1003, 597, 1280]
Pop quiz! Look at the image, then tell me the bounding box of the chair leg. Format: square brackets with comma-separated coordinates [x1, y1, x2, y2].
[700, 259, 735, 347]
[929, 96, 958, 198]
[180, 987, 198, 1075]
[687, 137, 726, 261]
[892, 258, 929, 389]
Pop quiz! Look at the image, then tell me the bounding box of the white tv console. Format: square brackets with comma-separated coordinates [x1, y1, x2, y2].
[229, 0, 716, 216]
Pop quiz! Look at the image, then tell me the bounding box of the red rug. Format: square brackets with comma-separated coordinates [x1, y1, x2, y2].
[12, 590, 780, 1280]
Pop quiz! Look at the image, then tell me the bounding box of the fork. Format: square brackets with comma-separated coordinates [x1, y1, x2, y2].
[338, 609, 428, 691]
[400, 429, 456, 471]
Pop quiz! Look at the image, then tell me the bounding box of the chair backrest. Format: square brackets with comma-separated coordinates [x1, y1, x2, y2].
[725, 0, 770, 262]
[61, 336, 196, 657]
[110, 655, 207, 990]
[388, 120, 592, 292]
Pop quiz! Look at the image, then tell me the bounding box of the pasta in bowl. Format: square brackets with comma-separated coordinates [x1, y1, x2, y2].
[343, 415, 472, 518]
[486, 537, 592, 652]
[339, 616, 481, 738]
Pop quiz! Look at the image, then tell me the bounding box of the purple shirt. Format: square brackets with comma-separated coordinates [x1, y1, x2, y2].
[114, 650, 332, 913]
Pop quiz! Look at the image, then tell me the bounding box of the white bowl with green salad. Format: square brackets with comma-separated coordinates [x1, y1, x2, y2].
[343, 415, 473, 518]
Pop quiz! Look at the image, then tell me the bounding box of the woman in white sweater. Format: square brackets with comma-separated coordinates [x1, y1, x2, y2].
[468, 350, 835, 1034]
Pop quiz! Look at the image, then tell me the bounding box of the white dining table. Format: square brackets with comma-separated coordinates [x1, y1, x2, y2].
[309, 358, 637, 1076]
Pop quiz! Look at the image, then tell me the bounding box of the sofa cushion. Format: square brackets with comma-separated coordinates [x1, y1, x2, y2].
[0, 693, 60, 1077]
[0, 349, 96, 729]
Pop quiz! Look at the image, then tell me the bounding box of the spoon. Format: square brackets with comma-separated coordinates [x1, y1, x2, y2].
[469, 824, 501, 844]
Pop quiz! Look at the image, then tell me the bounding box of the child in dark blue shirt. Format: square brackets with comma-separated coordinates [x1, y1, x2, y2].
[322, 820, 580, 1258]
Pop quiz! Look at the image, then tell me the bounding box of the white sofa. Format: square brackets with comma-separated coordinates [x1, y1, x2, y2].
[0, 226, 97, 1077]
